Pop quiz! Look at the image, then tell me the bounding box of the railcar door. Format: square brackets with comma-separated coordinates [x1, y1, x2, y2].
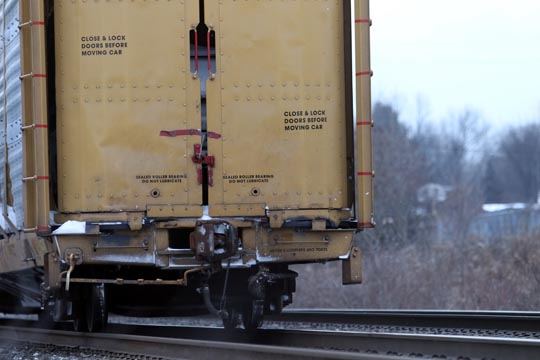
[205, 1, 353, 222]
[54, 1, 202, 217]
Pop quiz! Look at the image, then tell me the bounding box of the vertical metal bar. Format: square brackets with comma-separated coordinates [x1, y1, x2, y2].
[30, 0, 50, 234]
[355, 0, 374, 228]
[343, 0, 356, 220]
[20, 0, 35, 230]
[19, 0, 50, 233]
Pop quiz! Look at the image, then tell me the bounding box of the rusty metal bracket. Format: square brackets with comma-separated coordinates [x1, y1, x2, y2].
[190, 221, 238, 261]
[192, 144, 215, 166]
[192, 144, 215, 186]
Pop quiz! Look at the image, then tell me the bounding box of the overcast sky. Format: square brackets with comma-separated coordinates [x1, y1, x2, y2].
[370, 0, 540, 129]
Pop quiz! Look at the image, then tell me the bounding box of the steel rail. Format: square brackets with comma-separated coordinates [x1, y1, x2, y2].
[106, 322, 540, 360]
[0, 321, 412, 360]
[269, 309, 540, 332]
[2, 319, 540, 360]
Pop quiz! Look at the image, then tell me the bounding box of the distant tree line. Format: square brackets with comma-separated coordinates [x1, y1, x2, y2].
[369, 101, 540, 246]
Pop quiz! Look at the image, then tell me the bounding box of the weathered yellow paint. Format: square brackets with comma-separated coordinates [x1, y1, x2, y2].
[206, 1, 349, 217]
[342, 246, 362, 284]
[147, 204, 208, 218]
[242, 228, 355, 263]
[208, 203, 266, 218]
[54, 0, 201, 216]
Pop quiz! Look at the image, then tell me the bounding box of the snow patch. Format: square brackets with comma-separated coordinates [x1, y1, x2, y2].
[199, 205, 212, 220]
[52, 220, 86, 235]
[482, 203, 527, 212]
[222, 257, 257, 268]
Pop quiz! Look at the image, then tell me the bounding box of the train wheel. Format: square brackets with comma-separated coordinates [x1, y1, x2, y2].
[37, 306, 54, 328]
[222, 307, 240, 330]
[73, 300, 88, 332]
[86, 283, 108, 332]
[242, 299, 264, 331]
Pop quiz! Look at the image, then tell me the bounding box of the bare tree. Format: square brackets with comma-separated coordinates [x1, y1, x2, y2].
[372, 102, 425, 246]
[499, 124, 540, 203]
[441, 110, 487, 240]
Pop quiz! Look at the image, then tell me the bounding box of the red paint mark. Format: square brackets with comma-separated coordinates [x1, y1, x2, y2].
[356, 71, 371, 77]
[161, 129, 200, 137]
[33, 74, 47, 78]
[37, 225, 50, 231]
[358, 172, 372, 176]
[35, 124, 48, 129]
[32, 21, 45, 25]
[355, 19, 370, 23]
[357, 122, 372, 126]
[208, 167, 214, 187]
[207, 131, 221, 139]
[36, 176, 49, 180]
[160, 129, 221, 139]
[197, 167, 203, 185]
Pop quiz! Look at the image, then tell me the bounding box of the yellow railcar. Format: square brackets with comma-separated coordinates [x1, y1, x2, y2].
[0, 0, 373, 330]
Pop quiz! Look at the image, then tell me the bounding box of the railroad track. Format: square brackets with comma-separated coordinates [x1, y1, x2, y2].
[270, 309, 540, 333]
[1, 311, 540, 359]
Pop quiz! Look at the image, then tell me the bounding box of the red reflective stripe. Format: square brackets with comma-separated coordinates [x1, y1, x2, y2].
[356, 71, 371, 77]
[357, 122, 372, 126]
[36, 176, 49, 180]
[33, 74, 47, 78]
[35, 124, 48, 129]
[32, 21, 45, 25]
[160, 129, 221, 139]
[160, 129, 201, 137]
[355, 19, 370, 23]
[37, 226, 50, 231]
[358, 172, 372, 176]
